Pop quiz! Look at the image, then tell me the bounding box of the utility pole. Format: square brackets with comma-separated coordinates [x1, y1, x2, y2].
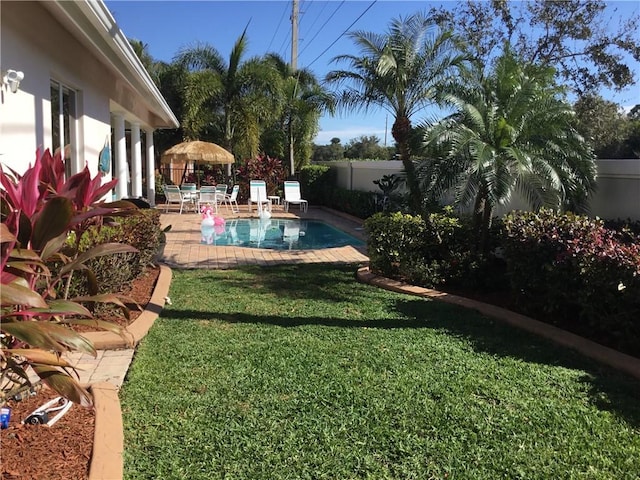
[384, 114, 388, 146]
[291, 0, 298, 71]
[289, 0, 299, 176]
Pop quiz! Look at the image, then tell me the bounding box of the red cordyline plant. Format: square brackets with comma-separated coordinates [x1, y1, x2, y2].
[1, 149, 139, 407]
[237, 154, 286, 197]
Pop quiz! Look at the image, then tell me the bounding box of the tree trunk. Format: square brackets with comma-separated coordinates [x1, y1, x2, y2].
[473, 188, 494, 255]
[392, 116, 422, 214]
[480, 202, 494, 255]
[472, 192, 485, 253]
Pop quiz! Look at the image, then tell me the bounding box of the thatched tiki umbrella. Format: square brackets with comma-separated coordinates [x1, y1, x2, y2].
[161, 140, 234, 186]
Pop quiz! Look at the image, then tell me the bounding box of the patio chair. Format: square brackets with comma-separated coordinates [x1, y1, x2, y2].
[197, 186, 219, 213]
[163, 185, 191, 214]
[222, 184, 240, 213]
[283, 181, 308, 212]
[248, 180, 271, 213]
[180, 183, 198, 209]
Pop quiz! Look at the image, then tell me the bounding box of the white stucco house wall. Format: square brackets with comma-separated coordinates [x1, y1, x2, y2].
[0, 0, 179, 205]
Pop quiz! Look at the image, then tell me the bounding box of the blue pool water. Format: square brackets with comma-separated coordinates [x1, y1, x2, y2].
[200, 218, 365, 250]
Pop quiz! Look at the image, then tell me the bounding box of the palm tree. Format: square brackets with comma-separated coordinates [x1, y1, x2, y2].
[420, 46, 597, 253]
[325, 13, 464, 212]
[175, 29, 278, 157]
[262, 54, 334, 174]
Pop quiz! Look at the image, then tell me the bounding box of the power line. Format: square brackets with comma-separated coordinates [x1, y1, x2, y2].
[306, 0, 377, 68]
[266, 2, 290, 54]
[299, 0, 345, 58]
[298, 0, 330, 55]
[278, 28, 292, 59]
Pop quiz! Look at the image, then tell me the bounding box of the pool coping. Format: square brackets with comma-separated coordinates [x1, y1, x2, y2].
[159, 206, 370, 269]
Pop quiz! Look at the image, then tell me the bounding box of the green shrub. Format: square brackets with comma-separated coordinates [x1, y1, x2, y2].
[365, 210, 501, 288]
[365, 212, 427, 277]
[300, 165, 333, 204]
[66, 209, 162, 298]
[502, 209, 640, 355]
[325, 188, 377, 219]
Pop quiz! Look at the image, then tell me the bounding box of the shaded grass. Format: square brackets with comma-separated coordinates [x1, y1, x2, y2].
[121, 265, 640, 479]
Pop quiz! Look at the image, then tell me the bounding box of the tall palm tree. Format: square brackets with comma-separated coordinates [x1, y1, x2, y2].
[175, 29, 278, 157]
[420, 46, 597, 253]
[262, 54, 334, 174]
[325, 13, 464, 212]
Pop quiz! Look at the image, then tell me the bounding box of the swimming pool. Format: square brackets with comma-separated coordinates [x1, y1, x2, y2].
[200, 218, 365, 250]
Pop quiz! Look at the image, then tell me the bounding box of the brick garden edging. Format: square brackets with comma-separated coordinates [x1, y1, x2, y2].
[88, 383, 123, 480]
[86, 264, 173, 480]
[356, 266, 640, 381]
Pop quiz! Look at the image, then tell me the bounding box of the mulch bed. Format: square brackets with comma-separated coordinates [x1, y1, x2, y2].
[73, 266, 160, 333]
[1, 266, 159, 480]
[1, 389, 94, 480]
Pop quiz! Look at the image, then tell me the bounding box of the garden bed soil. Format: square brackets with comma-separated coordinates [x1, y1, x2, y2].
[73, 266, 160, 333]
[1, 266, 159, 480]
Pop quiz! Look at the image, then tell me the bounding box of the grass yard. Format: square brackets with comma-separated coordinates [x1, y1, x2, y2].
[121, 265, 640, 479]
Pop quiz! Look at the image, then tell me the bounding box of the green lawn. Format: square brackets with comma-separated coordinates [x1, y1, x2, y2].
[121, 265, 640, 479]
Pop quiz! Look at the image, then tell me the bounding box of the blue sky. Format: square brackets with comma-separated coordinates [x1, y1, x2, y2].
[106, 0, 640, 145]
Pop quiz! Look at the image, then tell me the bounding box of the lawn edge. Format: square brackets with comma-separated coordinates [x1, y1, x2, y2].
[83, 264, 173, 350]
[88, 382, 123, 480]
[356, 266, 640, 381]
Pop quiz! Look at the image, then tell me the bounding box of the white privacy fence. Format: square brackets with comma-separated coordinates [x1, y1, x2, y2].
[319, 159, 640, 221]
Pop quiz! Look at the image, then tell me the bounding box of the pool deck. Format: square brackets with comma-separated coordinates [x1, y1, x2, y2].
[159, 204, 370, 269]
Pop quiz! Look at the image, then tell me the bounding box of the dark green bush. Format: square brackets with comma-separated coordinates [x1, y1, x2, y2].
[365, 210, 500, 288]
[502, 209, 640, 355]
[365, 212, 427, 278]
[325, 188, 377, 219]
[300, 165, 333, 205]
[65, 209, 162, 298]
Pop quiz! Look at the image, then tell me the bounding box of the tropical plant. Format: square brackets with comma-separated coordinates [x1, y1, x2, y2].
[373, 173, 405, 212]
[236, 154, 286, 198]
[1, 150, 138, 406]
[325, 12, 465, 213]
[175, 29, 278, 159]
[261, 54, 334, 175]
[419, 46, 597, 253]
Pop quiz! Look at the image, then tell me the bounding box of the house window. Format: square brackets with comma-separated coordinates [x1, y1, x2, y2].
[50, 80, 77, 179]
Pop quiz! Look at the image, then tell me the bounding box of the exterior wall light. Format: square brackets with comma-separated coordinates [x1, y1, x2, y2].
[2, 69, 25, 93]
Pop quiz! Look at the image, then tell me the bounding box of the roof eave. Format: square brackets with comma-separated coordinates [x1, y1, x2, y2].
[43, 0, 179, 129]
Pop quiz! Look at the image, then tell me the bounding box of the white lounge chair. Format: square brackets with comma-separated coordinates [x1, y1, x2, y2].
[283, 181, 308, 212]
[248, 180, 271, 213]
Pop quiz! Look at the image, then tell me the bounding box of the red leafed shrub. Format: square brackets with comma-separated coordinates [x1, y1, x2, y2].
[1, 149, 138, 406]
[236, 154, 286, 200]
[503, 209, 640, 356]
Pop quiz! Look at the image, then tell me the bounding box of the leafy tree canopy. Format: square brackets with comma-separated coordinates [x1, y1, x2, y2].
[430, 0, 640, 95]
[344, 135, 394, 160]
[573, 94, 639, 158]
